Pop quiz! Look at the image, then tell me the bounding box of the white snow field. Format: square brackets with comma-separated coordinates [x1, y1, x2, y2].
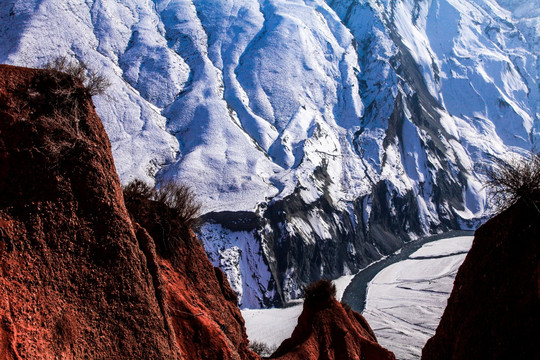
[1, 0, 536, 214]
[362, 236, 474, 360]
[242, 302, 303, 351]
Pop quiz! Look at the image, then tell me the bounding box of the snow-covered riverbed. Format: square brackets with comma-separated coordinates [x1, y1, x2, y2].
[363, 236, 474, 360]
[240, 235, 473, 358]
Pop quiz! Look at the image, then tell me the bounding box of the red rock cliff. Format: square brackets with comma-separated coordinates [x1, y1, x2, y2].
[0, 64, 180, 358]
[422, 199, 540, 360]
[0, 64, 258, 359]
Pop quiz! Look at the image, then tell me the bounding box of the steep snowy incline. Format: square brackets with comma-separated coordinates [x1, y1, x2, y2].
[1, 0, 537, 307]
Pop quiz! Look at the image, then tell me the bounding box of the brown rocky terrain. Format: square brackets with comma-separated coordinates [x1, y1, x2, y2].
[0, 64, 396, 360]
[271, 281, 396, 360]
[0, 64, 257, 359]
[0, 64, 179, 358]
[422, 199, 540, 360]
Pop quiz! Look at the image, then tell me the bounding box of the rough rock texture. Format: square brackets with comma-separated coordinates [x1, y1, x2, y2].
[0, 64, 258, 359]
[128, 206, 258, 360]
[271, 298, 396, 360]
[161, 244, 258, 360]
[0, 64, 178, 358]
[422, 199, 540, 360]
[124, 183, 259, 360]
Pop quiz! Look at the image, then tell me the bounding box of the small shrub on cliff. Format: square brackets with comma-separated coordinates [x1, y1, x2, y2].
[483, 152, 540, 213]
[122, 179, 154, 202]
[153, 182, 202, 231]
[123, 179, 201, 257]
[32, 56, 110, 137]
[249, 340, 277, 357]
[44, 56, 110, 96]
[303, 279, 336, 307]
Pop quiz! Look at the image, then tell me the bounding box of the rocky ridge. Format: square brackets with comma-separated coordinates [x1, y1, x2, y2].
[0, 64, 255, 359]
[271, 282, 396, 360]
[0, 64, 178, 358]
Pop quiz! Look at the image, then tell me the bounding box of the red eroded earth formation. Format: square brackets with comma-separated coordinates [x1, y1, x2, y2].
[0, 64, 395, 360]
[422, 198, 540, 360]
[271, 281, 396, 360]
[0, 64, 255, 359]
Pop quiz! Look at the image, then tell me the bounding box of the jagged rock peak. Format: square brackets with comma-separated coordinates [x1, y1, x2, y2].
[0, 64, 257, 359]
[271, 280, 396, 360]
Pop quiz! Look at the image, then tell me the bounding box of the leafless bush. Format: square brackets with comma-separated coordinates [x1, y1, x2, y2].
[303, 279, 336, 307]
[44, 56, 86, 84]
[123, 179, 202, 257]
[122, 179, 154, 202]
[482, 152, 540, 213]
[85, 68, 111, 96]
[249, 340, 277, 357]
[154, 182, 202, 231]
[43, 56, 110, 96]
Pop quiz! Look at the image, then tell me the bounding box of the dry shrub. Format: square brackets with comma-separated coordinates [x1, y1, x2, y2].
[303, 279, 336, 307]
[482, 152, 540, 213]
[123, 179, 201, 258]
[31, 56, 109, 140]
[123, 179, 154, 201]
[44, 56, 110, 96]
[249, 340, 277, 357]
[154, 182, 202, 231]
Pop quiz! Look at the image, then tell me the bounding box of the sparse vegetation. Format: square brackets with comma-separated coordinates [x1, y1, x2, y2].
[44, 56, 110, 96]
[249, 340, 277, 357]
[123, 179, 202, 258]
[303, 279, 336, 306]
[482, 152, 540, 213]
[26, 56, 110, 140]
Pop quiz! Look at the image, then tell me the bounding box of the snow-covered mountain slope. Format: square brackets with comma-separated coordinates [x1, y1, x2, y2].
[1, 0, 537, 307]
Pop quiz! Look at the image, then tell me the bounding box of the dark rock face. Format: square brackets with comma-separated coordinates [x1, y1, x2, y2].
[0, 64, 257, 359]
[271, 296, 396, 360]
[0, 64, 178, 358]
[261, 179, 401, 304]
[422, 200, 540, 360]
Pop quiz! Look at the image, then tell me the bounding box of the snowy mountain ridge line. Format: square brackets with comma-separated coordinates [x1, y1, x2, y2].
[0, 0, 537, 307]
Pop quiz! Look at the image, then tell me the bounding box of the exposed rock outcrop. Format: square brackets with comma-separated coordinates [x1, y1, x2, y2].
[0, 64, 178, 358]
[126, 197, 258, 360]
[0, 64, 257, 359]
[271, 281, 396, 360]
[422, 199, 540, 359]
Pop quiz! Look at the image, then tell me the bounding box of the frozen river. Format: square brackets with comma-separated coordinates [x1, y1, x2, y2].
[358, 235, 474, 359]
[241, 231, 474, 359]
